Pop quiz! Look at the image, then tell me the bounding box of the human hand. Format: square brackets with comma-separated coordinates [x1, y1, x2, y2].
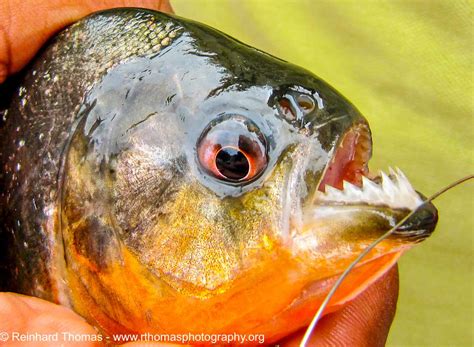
[0, 0, 173, 83]
[0, 291, 186, 346]
[0, 1, 399, 345]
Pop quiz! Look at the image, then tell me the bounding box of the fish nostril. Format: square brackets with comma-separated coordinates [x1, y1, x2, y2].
[278, 97, 296, 121]
[277, 94, 316, 122]
[296, 94, 315, 114]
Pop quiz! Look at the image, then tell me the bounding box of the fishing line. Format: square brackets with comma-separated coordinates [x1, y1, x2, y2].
[300, 174, 474, 347]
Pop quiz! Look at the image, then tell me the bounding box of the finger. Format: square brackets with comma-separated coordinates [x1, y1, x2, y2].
[0, 0, 173, 82]
[122, 343, 188, 347]
[0, 292, 101, 346]
[0, 293, 186, 346]
[282, 264, 399, 347]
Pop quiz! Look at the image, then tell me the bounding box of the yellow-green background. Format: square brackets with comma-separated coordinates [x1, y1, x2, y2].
[173, 0, 473, 345]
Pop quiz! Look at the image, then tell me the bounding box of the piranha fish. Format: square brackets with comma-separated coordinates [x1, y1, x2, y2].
[0, 8, 438, 343]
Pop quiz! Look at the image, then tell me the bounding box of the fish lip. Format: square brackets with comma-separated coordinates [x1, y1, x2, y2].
[392, 198, 438, 241]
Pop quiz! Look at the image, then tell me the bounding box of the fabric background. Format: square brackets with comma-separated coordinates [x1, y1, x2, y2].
[173, 0, 473, 345]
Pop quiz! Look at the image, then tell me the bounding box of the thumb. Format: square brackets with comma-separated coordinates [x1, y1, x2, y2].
[0, 292, 101, 346]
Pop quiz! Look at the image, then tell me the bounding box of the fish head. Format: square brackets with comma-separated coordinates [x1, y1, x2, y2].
[59, 10, 438, 341]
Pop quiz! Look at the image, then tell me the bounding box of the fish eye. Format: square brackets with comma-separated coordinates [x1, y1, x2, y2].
[197, 115, 268, 183]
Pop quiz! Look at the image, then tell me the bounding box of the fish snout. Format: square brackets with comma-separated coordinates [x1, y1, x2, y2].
[394, 199, 438, 241]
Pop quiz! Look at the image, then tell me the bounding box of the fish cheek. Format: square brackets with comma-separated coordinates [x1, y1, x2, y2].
[111, 158, 285, 296]
[119, 181, 244, 295]
[60, 134, 122, 274]
[112, 146, 185, 238]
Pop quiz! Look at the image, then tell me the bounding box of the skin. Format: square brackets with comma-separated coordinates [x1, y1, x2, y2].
[0, 1, 398, 346]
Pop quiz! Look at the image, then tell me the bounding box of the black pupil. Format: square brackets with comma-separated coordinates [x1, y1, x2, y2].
[215, 147, 249, 180]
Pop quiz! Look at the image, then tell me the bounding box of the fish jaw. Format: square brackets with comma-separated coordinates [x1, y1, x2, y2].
[249, 251, 402, 343]
[282, 122, 439, 326]
[305, 121, 438, 248]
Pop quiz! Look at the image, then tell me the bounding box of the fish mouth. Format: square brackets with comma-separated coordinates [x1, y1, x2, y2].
[280, 123, 439, 331]
[313, 122, 438, 240]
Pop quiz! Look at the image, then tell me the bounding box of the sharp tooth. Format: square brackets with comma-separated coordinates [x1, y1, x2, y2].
[396, 167, 408, 182]
[396, 168, 415, 193]
[342, 180, 363, 202]
[362, 175, 377, 190]
[342, 180, 360, 192]
[324, 184, 343, 198]
[390, 166, 401, 186]
[388, 166, 397, 178]
[381, 171, 398, 201]
[394, 168, 423, 209]
[316, 167, 422, 210]
[380, 171, 389, 182]
[362, 175, 383, 203]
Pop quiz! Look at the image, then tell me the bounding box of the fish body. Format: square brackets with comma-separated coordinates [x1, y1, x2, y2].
[0, 9, 437, 342]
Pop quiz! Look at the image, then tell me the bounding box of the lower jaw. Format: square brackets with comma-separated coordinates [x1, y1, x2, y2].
[262, 251, 403, 343]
